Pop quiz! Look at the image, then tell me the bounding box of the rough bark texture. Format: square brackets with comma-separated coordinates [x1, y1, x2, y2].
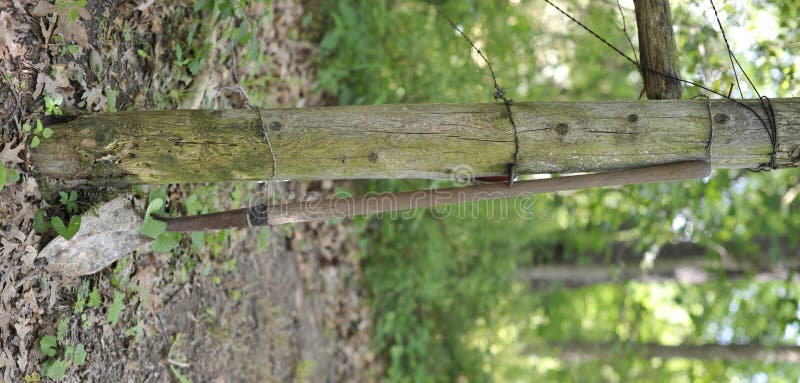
[549, 341, 800, 362]
[634, 0, 683, 99]
[31, 99, 800, 185]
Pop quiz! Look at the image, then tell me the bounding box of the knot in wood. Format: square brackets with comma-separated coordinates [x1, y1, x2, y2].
[713, 113, 730, 124]
[269, 121, 283, 131]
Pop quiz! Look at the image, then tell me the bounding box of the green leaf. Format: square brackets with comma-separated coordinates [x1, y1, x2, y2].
[145, 198, 165, 217]
[74, 280, 89, 314]
[40, 335, 57, 357]
[33, 210, 50, 233]
[0, 164, 6, 193]
[139, 218, 167, 238]
[43, 359, 70, 380]
[170, 365, 192, 383]
[140, 198, 167, 238]
[51, 215, 81, 240]
[73, 344, 87, 367]
[64, 344, 74, 359]
[30, 136, 40, 148]
[8, 168, 19, 183]
[35, 119, 43, 134]
[107, 290, 125, 326]
[87, 287, 101, 309]
[57, 317, 69, 342]
[42, 127, 53, 138]
[152, 232, 180, 253]
[22, 122, 31, 132]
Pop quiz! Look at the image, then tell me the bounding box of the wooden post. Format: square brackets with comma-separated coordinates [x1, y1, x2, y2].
[634, 0, 682, 99]
[31, 99, 800, 185]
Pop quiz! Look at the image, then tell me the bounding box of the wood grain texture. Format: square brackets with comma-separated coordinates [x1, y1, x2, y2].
[634, 0, 682, 99]
[31, 99, 800, 185]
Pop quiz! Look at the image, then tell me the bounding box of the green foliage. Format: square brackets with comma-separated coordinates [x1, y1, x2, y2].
[315, 0, 800, 381]
[139, 198, 167, 238]
[55, 0, 88, 24]
[38, 316, 89, 380]
[168, 333, 192, 383]
[87, 286, 101, 309]
[73, 344, 87, 367]
[50, 215, 81, 240]
[107, 290, 125, 326]
[360, 180, 523, 382]
[43, 93, 63, 116]
[59, 191, 78, 214]
[23, 119, 52, 149]
[40, 335, 57, 358]
[139, 192, 181, 253]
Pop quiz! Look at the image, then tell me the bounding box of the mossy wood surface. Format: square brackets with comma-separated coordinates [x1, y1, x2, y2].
[32, 99, 800, 185]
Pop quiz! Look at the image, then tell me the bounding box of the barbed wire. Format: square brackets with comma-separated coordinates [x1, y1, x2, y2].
[428, 0, 781, 171]
[428, 0, 520, 185]
[538, 0, 778, 170]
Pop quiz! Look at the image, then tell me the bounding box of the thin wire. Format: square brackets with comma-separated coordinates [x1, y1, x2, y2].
[428, 0, 520, 185]
[256, 108, 278, 180]
[615, 0, 638, 64]
[708, 0, 743, 98]
[543, 0, 779, 170]
[707, 0, 777, 170]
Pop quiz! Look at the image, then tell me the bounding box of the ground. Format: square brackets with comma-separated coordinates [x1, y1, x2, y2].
[0, 1, 377, 381]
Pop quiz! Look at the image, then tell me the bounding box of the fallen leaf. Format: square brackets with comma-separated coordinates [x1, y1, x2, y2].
[0, 11, 24, 61]
[21, 246, 37, 271]
[42, 196, 150, 277]
[29, 1, 55, 17]
[0, 139, 25, 165]
[82, 86, 106, 111]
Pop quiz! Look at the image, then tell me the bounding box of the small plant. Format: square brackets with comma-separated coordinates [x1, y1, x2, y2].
[167, 333, 192, 383]
[55, 0, 88, 24]
[43, 94, 63, 116]
[59, 191, 78, 214]
[0, 164, 19, 192]
[38, 319, 88, 380]
[22, 119, 53, 149]
[139, 190, 182, 252]
[32, 190, 82, 239]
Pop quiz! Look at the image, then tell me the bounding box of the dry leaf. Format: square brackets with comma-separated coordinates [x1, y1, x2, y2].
[29, 1, 55, 17]
[21, 246, 37, 271]
[0, 139, 25, 165]
[0, 11, 24, 61]
[82, 86, 106, 111]
[42, 196, 149, 277]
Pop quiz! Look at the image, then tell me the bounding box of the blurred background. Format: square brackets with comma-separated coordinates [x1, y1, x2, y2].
[314, 0, 800, 381]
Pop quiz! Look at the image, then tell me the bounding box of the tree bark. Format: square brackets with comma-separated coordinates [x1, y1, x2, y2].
[634, 0, 682, 99]
[31, 99, 800, 185]
[518, 242, 800, 288]
[546, 341, 800, 362]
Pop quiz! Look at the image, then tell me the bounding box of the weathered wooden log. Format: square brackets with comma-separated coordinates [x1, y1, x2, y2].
[31, 99, 800, 185]
[634, 0, 682, 99]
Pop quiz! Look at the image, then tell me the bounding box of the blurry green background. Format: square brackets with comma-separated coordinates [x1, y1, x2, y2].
[314, 0, 800, 382]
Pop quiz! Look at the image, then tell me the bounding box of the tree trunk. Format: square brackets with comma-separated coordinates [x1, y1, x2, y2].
[545, 341, 800, 362]
[32, 99, 800, 185]
[518, 242, 800, 288]
[634, 0, 682, 99]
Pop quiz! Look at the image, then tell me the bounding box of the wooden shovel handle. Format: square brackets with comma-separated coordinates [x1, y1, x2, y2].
[160, 161, 710, 231]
